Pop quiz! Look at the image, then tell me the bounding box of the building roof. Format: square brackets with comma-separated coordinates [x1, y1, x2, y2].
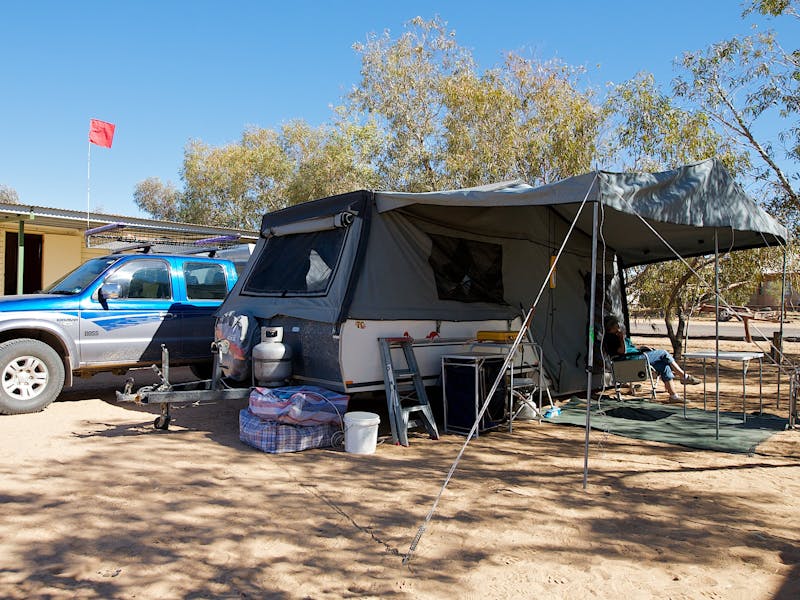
[0, 202, 259, 249]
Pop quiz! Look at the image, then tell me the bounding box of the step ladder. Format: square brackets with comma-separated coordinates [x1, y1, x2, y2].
[378, 337, 440, 446]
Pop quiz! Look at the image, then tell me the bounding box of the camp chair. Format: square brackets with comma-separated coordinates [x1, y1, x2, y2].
[610, 352, 658, 402]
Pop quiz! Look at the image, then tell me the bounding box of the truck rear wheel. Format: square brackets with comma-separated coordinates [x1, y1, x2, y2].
[0, 339, 65, 415]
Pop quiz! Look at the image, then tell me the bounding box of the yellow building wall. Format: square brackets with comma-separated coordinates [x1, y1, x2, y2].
[42, 231, 84, 287]
[0, 223, 90, 291]
[81, 245, 111, 262]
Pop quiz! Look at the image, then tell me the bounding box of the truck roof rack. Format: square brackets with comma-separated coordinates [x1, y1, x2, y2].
[184, 247, 219, 257]
[112, 243, 153, 254]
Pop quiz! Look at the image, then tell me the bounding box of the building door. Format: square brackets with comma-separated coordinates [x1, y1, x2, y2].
[4, 232, 43, 295]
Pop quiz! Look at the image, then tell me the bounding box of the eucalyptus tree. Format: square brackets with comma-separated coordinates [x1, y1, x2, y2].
[134, 118, 381, 229]
[442, 55, 602, 187]
[282, 111, 383, 203]
[350, 16, 602, 190]
[178, 127, 294, 230]
[602, 72, 769, 358]
[350, 16, 474, 191]
[674, 1, 799, 227]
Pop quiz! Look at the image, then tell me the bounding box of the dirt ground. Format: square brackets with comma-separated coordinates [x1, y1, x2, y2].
[1, 336, 800, 599]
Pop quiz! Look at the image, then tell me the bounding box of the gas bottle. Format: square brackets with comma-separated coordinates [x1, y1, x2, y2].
[252, 326, 293, 386]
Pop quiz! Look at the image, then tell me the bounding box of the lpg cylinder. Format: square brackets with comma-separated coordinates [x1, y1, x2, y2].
[253, 326, 293, 386]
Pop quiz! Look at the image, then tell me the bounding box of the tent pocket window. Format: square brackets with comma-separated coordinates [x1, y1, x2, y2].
[428, 234, 505, 304]
[243, 228, 347, 296]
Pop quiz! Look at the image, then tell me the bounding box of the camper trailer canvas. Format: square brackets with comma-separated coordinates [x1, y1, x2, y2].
[216, 159, 787, 400]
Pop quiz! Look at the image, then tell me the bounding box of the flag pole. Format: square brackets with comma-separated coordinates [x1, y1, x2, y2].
[86, 119, 116, 234]
[87, 135, 92, 229]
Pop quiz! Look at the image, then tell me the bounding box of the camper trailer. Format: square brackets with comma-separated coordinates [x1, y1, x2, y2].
[215, 187, 533, 394]
[214, 159, 787, 399]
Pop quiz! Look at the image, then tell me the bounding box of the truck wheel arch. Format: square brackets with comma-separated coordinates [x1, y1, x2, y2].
[0, 338, 67, 414]
[0, 327, 74, 389]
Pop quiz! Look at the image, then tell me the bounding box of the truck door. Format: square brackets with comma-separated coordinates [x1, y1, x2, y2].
[79, 258, 180, 365]
[180, 261, 230, 358]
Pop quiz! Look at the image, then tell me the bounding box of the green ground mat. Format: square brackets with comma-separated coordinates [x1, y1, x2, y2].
[544, 397, 788, 454]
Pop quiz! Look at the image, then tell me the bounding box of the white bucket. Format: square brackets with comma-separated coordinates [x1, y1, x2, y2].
[344, 411, 380, 454]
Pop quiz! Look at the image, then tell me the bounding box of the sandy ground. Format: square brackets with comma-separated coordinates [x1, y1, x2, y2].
[1, 338, 800, 599]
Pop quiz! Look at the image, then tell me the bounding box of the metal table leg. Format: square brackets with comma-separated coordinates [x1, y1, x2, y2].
[759, 357, 763, 415]
[702, 357, 707, 410]
[742, 359, 749, 423]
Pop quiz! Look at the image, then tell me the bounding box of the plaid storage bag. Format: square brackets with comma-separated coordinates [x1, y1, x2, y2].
[239, 408, 339, 453]
[248, 385, 349, 426]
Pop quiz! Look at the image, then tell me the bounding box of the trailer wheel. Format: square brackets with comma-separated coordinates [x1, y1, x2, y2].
[0, 338, 65, 415]
[154, 415, 171, 430]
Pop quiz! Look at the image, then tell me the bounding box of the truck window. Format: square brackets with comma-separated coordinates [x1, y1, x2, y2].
[243, 229, 346, 296]
[45, 257, 122, 295]
[104, 259, 172, 300]
[184, 262, 227, 300]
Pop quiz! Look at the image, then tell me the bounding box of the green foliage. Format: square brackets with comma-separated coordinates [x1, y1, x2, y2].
[133, 177, 181, 221]
[134, 119, 381, 229]
[350, 17, 602, 190]
[674, 29, 800, 225]
[350, 16, 474, 191]
[442, 56, 601, 187]
[602, 72, 748, 173]
[282, 111, 383, 202]
[179, 128, 293, 230]
[743, 0, 798, 18]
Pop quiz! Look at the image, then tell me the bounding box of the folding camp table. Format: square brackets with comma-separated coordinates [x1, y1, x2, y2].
[683, 350, 764, 421]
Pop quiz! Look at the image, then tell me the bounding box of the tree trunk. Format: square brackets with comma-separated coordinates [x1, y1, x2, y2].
[664, 277, 696, 361]
[663, 306, 688, 361]
[673, 305, 686, 361]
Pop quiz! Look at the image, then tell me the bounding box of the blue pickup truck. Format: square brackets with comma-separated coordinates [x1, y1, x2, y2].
[0, 252, 238, 415]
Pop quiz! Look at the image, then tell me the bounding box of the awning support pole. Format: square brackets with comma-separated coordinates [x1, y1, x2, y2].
[777, 247, 787, 407]
[714, 230, 720, 439]
[583, 200, 600, 490]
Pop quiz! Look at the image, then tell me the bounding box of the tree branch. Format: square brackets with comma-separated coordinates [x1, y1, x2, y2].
[713, 80, 800, 210]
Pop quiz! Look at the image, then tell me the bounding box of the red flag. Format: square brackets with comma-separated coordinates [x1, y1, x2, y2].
[89, 119, 115, 148]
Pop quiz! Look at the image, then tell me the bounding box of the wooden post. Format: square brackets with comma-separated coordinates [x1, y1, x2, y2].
[772, 331, 782, 364]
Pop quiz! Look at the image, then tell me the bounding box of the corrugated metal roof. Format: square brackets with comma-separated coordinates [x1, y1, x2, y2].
[0, 202, 259, 248]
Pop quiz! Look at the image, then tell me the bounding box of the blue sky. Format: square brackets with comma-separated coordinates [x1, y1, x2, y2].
[1, 1, 796, 219]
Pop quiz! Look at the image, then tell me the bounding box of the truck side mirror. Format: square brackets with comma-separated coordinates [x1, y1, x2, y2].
[99, 282, 122, 300]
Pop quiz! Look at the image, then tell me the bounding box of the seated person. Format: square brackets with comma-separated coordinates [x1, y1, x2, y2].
[603, 316, 700, 402]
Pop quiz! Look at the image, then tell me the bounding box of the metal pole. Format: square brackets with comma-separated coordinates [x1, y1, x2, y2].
[714, 230, 720, 439]
[682, 303, 692, 418]
[87, 138, 92, 229]
[583, 201, 600, 490]
[777, 247, 787, 407]
[16, 218, 24, 295]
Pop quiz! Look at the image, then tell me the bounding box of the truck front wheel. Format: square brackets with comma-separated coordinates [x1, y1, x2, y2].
[0, 339, 65, 414]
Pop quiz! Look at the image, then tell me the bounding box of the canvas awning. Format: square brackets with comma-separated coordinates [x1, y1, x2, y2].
[375, 158, 787, 266]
